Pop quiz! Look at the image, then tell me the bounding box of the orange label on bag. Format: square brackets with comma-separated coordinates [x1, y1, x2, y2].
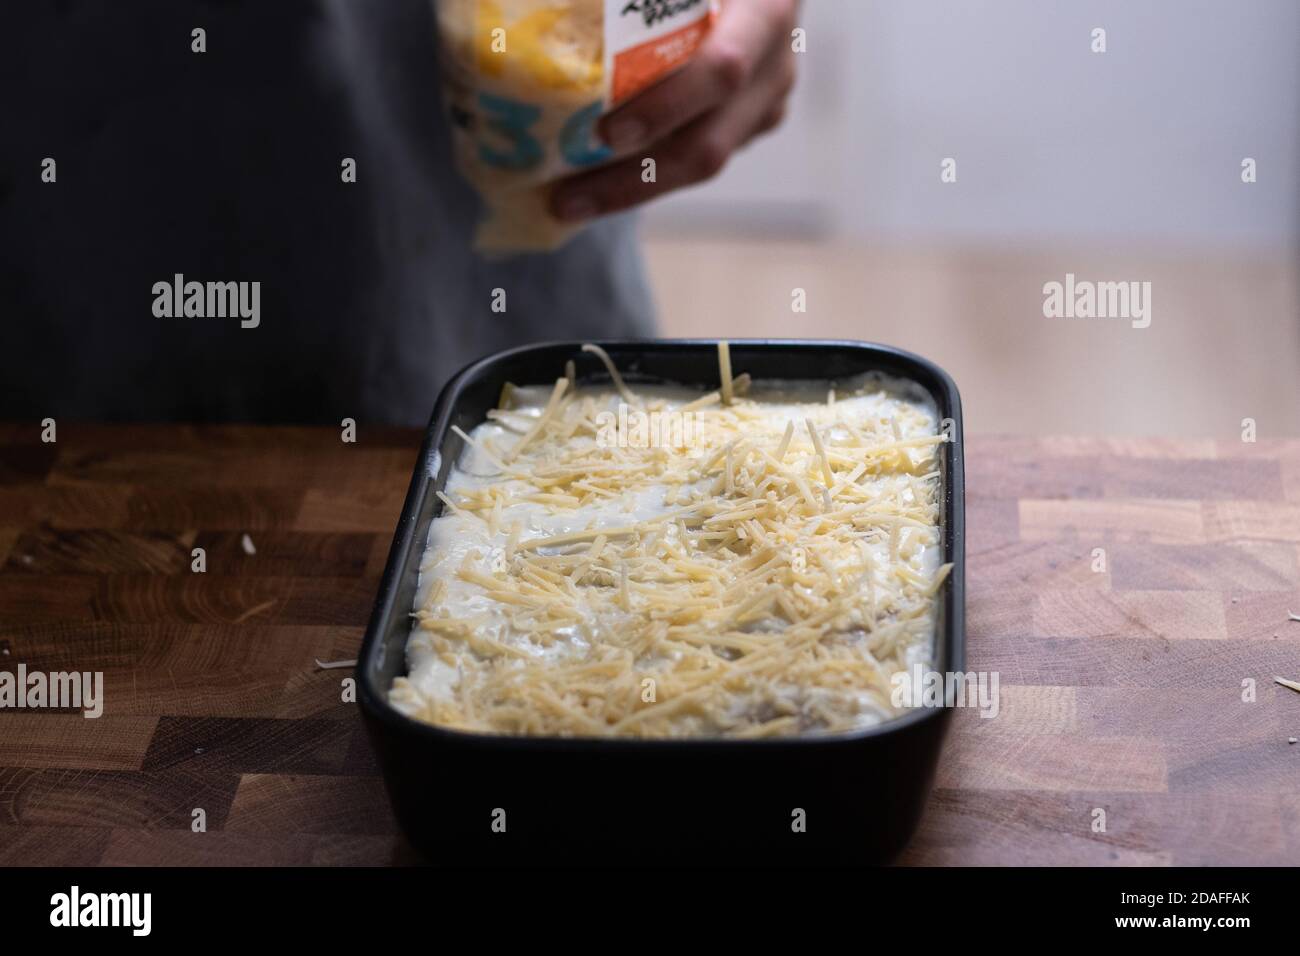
[610, 16, 711, 104]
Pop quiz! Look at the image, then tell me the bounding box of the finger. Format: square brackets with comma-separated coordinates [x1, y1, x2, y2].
[745, 42, 797, 141]
[753, 101, 787, 138]
[553, 57, 784, 220]
[597, 0, 784, 153]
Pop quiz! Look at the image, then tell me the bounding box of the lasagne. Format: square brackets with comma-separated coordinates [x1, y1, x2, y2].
[389, 345, 950, 737]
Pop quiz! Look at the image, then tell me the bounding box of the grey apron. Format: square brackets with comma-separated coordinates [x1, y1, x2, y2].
[0, 0, 656, 426]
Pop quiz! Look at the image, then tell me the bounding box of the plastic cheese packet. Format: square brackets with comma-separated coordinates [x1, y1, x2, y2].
[433, 0, 718, 254]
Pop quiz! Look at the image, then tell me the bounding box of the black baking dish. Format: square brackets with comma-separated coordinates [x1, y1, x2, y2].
[357, 340, 965, 865]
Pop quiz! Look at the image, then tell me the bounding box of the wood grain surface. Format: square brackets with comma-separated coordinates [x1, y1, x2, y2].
[1, 426, 1297, 866]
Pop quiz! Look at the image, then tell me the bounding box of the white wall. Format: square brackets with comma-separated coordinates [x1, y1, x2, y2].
[645, 0, 1300, 248]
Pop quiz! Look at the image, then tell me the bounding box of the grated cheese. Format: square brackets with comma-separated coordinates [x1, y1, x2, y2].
[718, 341, 734, 406]
[389, 346, 950, 738]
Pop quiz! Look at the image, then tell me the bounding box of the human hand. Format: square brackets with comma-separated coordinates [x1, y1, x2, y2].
[551, 0, 800, 222]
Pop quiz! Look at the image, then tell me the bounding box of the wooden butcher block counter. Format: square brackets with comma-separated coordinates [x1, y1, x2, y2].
[0, 425, 1297, 866]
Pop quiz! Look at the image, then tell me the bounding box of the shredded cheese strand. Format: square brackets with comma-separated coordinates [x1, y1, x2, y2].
[582, 343, 639, 407]
[718, 341, 733, 406]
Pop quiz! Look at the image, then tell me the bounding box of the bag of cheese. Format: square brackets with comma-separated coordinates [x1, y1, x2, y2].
[433, 0, 718, 253]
